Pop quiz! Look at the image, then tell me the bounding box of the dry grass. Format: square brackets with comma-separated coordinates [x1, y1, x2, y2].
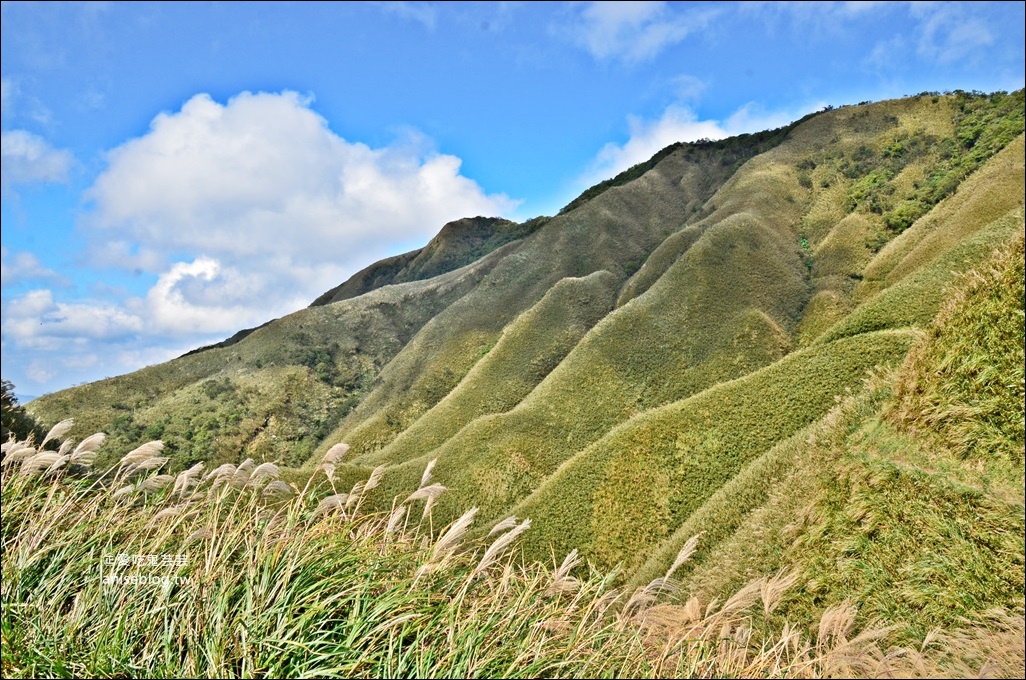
[5, 426, 1020, 679]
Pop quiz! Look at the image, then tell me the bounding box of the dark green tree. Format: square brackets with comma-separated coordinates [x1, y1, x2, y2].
[1, 378, 44, 444]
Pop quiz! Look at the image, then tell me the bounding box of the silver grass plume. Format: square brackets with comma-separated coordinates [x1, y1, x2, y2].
[172, 462, 205, 497]
[364, 465, 385, 493]
[185, 528, 212, 545]
[761, 569, 800, 616]
[111, 484, 135, 499]
[664, 532, 704, 580]
[406, 482, 447, 519]
[19, 451, 67, 477]
[419, 458, 436, 488]
[40, 418, 74, 448]
[547, 549, 582, 596]
[2, 442, 35, 465]
[230, 466, 252, 489]
[488, 516, 518, 536]
[69, 433, 106, 468]
[321, 443, 350, 465]
[625, 577, 680, 615]
[421, 507, 478, 575]
[385, 504, 408, 536]
[474, 518, 531, 575]
[148, 503, 193, 525]
[132, 456, 169, 473]
[248, 462, 280, 486]
[141, 474, 175, 493]
[261, 480, 293, 498]
[345, 466, 385, 509]
[230, 458, 256, 488]
[203, 463, 237, 484]
[312, 493, 350, 520]
[119, 441, 165, 469]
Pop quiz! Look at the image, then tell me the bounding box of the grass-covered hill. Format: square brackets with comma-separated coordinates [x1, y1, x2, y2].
[19, 89, 1025, 666]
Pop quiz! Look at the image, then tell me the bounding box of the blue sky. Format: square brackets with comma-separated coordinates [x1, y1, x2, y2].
[2, 1, 1024, 400]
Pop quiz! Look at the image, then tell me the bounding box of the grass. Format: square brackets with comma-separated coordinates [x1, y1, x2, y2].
[506, 330, 913, 574]
[630, 368, 1023, 647]
[634, 234, 1025, 643]
[27, 241, 513, 472]
[819, 206, 1023, 343]
[3, 427, 1021, 678]
[890, 233, 1025, 462]
[353, 270, 619, 468]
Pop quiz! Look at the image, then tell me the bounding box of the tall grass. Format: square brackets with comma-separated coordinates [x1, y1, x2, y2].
[3, 429, 1013, 678]
[891, 232, 1025, 461]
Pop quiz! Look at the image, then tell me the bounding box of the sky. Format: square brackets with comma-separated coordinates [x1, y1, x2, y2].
[2, 1, 1024, 400]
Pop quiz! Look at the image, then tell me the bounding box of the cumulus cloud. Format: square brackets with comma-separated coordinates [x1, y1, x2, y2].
[143, 257, 284, 336]
[1, 129, 74, 192]
[86, 91, 514, 263]
[4, 288, 144, 348]
[80, 89, 516, 331]
[564, 1, 720, 64]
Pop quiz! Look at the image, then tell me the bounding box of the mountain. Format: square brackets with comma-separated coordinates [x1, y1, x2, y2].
[26, 89, 1025, 642]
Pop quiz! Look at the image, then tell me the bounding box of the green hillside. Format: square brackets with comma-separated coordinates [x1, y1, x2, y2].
[18, 90, 1025, 664]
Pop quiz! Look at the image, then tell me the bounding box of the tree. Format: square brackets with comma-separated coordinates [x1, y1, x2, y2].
[1, 378, 44, 444]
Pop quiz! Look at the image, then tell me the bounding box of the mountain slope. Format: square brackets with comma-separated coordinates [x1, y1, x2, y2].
[24, 92, 1025, 642]
[308, 215, 544, 306]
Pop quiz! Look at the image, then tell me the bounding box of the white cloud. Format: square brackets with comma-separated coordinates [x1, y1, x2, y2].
[1, 77, 15, 118]
[1, 246, 69, 288]
[144, 257, 283, 336]
[670, 74, 707, 102]
[580, 105, 727, 187]
[723, 101, 814, 134]
[4, 288, 144, 347]
[565, 1, 720, 64]
[577, 100, 821, 189]
[1, 129, 74, 191]
[740, 1, 895, 37]
[744, 1, 997, 67]
[910, 3, 993, 65]
[80, 89, 517, 332]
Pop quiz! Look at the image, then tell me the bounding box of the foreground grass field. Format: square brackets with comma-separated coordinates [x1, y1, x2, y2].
[1, 425, 1022, 678]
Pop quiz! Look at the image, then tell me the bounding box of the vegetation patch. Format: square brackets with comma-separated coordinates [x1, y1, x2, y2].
[891, 234, 1025, 461]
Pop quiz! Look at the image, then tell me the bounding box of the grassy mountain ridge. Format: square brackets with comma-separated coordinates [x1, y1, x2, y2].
[320, 131, 778, 460]
[20, 91, 1025, 659]
[309, 215, 545, 306]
